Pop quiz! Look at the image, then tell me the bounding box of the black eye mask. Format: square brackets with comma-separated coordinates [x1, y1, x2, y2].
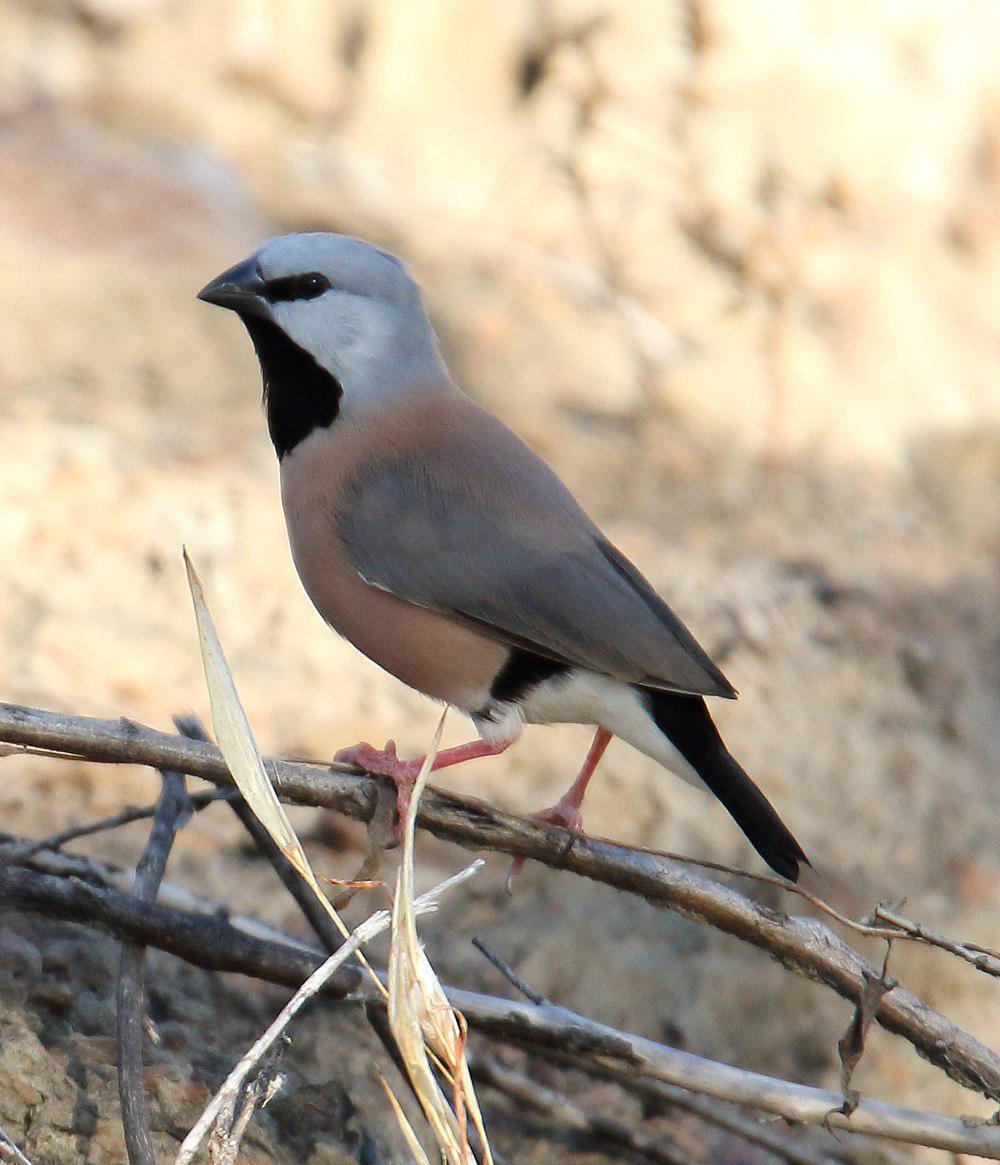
[261, 271, 331, 303]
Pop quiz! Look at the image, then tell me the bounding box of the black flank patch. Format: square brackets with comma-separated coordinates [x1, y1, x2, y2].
[488, 648, 568, 708]
[240, 315, 343, 459]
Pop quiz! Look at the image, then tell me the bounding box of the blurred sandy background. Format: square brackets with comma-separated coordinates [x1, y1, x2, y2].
[0, 2, 998, 1161]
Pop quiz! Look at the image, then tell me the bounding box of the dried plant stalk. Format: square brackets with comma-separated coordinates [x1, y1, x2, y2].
[387, 710, 493, 1165]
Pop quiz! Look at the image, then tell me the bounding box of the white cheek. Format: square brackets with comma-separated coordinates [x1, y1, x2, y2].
[271, 298, 362, 370]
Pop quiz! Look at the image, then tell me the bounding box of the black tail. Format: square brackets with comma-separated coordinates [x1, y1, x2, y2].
[644, 689, 808, 882]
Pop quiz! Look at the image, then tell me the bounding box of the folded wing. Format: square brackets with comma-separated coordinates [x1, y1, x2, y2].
[338, 438, 735, 699]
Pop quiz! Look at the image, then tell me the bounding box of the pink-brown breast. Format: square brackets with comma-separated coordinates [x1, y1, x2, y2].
[277, 390, 509, 712]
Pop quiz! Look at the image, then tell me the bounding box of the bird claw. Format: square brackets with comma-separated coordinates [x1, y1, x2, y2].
[332, 740, 419, 843]
[506, 799, 585, 891]
[530, 800, 584, 834]
[334, 739, 418, 780]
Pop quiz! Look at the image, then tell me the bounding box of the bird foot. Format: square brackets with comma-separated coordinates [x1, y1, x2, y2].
[530, 799, 585, 834]
[506, 798, 585, 889]
[333, 740, 421, 839]
[334, 739, 423, 782]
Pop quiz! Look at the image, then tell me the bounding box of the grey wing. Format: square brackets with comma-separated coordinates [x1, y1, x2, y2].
[339, 455, 735, 699]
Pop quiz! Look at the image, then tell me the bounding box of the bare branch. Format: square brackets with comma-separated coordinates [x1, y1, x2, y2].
[117, 769, 193, 1165]
[0, 862, 357, 992]
[0, 702, 998, 1101]
[445, 989, 1000, 1157]
[471, 1052, 697, 1165]
[2, 861, 999, 1159]
[469, 949, 839, 1165]
[0, 788, 235, 863]
[0, 1126, 34, 1165]
[549, 1053, 843, 1165]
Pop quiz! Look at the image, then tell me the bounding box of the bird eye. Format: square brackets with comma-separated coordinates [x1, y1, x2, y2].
[298, 272, 330, 298]
[262, 271, 331, 303]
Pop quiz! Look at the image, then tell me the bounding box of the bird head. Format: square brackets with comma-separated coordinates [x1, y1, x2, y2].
[198, 233, 447, 443]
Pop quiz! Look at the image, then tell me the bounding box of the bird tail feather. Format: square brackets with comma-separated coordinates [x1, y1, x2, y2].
[644, 689, 808, 882]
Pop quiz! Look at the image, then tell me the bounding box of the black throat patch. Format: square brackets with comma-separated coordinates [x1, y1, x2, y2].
[240, 315, 343, 459]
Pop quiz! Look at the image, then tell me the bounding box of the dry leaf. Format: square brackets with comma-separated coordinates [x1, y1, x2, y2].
[835, 957, 896, 1117]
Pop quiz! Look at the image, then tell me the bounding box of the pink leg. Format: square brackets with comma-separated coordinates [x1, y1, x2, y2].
[335, 736, 514, 835]
[508, 728, 613, 884]
[535, 727, 613, 832]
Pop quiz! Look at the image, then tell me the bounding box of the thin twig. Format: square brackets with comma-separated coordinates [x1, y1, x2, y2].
[638, 844, 1000, 971]
[117, 769, 193, 1165]
[471, 938, 547, 1006]
[0, 1126, 34, 1165]
[0, 703, 998, 1100]
[3, 862, 998, 1159]
[0, 788, 236, 863]
[869, 904, 1000, 977]
[171, 715, 347, 956]
[174, 859, 483, 1165]
[471, 1053, 696, 1165]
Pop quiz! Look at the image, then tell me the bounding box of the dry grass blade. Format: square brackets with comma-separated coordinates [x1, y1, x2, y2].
[183, 550, 384, 992]
[380, 1076, 434, 1165]
[183, 550, 301, 862]
[387, 710, 494, 1165]
[173, 858, 483, 1164]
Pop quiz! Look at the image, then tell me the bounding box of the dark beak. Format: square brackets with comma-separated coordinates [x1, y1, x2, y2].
[197, 257, 267, 314]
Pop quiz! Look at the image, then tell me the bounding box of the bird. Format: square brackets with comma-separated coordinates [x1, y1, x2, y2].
[197, 232, 808, 881]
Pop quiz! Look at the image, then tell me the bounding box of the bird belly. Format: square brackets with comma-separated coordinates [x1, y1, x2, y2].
[280, 461, 506, 711]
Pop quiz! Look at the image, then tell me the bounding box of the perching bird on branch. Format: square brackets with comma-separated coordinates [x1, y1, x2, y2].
[198, 233, 808, 881]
